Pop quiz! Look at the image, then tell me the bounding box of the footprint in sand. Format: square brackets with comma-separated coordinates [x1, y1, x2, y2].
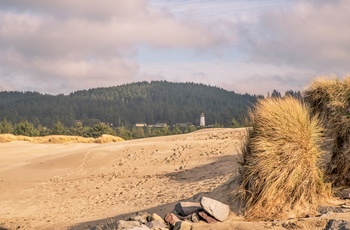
[79, 151, 91, 173]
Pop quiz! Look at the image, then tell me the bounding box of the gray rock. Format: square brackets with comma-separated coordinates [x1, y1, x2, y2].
[324, 219, 350, 230]
[116, 220, 150, 230]
[145, 220, 168, 230]
[174, 202, 202, 216]
[200, 197, 230, 222]
[318, 206, 344, 214]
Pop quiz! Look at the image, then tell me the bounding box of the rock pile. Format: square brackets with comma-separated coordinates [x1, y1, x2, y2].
[111, 197, 230, 230]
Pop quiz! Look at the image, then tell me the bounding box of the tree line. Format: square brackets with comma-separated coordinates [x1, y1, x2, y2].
[0, 119, 225, 140]
[0, 81, 261, 128]
[0, 81, 301, 139]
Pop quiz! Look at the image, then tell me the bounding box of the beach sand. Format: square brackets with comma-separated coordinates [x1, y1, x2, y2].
[0, 128, 349, 230]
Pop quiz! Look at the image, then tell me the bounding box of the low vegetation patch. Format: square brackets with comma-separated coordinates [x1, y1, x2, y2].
[238, 97, 332, 220]
[0, 134, 124, 144]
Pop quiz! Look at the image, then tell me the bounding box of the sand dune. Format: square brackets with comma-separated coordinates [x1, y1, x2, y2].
[0, 128, 349, 230]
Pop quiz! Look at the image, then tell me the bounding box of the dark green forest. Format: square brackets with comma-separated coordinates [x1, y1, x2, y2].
[0, 81, 269, 139]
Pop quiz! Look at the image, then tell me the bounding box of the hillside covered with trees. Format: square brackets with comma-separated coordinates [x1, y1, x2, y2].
[0, 81, 263, 138]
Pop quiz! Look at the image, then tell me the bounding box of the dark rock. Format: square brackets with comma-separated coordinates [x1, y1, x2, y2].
[174, 202, 202, 216]
[164, 213, 181, 226]
[173, 212, 198, 223]
[318, 206, 344, 214]
[115, 220, 150, 230]
[324, 219, 350, 230]
[198, 211, 218, 224]
[340, 188, 350, 199]
[200, 197, 230, 222]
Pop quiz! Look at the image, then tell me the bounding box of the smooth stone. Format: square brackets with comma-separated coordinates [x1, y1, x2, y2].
[200, 197, 230, 222]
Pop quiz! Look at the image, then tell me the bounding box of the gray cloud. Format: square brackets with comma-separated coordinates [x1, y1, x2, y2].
[0, 1, 147, 20]
[0, 0, 232, 94]
[1, 0, 349, 95]
[228, 72, 316, 96]
[240, 0, 350, 74]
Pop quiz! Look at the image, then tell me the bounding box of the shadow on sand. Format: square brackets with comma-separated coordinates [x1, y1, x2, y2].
[69, 155, 242, 230]
[164, 155, 239, 182]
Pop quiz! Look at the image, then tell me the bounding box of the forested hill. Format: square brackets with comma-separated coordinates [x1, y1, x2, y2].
[0, 81, 260, 128]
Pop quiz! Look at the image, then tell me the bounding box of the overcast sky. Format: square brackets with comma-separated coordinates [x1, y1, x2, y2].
[0, 0, 349, 95]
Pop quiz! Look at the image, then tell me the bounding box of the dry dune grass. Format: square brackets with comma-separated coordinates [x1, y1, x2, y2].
[0, 134, 33, 143]
[0, 134, 124, 144]
[304, 77, 350, 186]
[238, 97, 332, 220]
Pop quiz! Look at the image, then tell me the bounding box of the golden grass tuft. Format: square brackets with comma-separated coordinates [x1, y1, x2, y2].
[0, 134, 124, 144]
[304, 76, 350, 186]
[238, 97, 332, 220]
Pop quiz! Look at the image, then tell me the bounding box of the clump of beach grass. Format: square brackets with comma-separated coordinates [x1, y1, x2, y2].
[0, 134, 123, 144]
[238, 97, 332, 220]
[304, 76, 350, 186]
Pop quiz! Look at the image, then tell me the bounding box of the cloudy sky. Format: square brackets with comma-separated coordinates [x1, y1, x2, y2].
[0, 0, 349, 95]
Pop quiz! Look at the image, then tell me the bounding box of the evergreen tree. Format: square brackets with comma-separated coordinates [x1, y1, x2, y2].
[271, 89, 282, 98]
[131, 127, 145, 139]
[14, 121, 39, 136]
[231, 118, 240, 128]
[69, 121, 87, 136]
[0, 119, 13, 134]
[172, 125, 182, 135]
[86, 122, 115, 138]
[51, 121, 67, 135]
[37, 124, 50, 136]
[116, 126, 132, 140]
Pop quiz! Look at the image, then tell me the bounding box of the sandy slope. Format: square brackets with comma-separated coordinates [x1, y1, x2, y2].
[0, 128, 349, 230]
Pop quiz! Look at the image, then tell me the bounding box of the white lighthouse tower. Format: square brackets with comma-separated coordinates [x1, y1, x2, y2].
[200, 112, 205, 127]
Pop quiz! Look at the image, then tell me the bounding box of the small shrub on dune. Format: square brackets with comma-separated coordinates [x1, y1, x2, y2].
[238, 97, 331, 220]
[304, 77, 350, 186]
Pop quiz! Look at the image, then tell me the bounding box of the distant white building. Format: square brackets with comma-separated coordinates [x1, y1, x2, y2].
[154, 123, 167, 128]
[200, 112, 205, 127]
[135, 123, 147, 127]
